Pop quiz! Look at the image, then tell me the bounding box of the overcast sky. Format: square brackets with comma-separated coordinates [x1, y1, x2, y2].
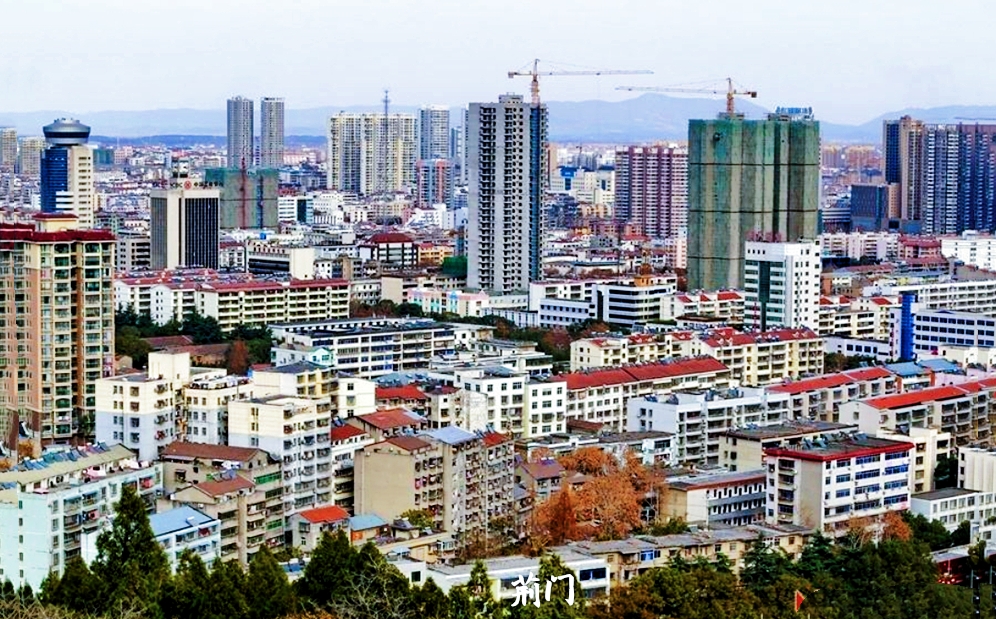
[0, 0, 991, 124]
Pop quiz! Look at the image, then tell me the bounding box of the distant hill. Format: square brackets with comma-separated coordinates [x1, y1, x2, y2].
[7, 98, 996, 144]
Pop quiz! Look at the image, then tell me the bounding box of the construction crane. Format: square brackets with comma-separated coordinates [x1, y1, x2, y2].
[508, 59, 653, 106]
[616, 77, 757, 116]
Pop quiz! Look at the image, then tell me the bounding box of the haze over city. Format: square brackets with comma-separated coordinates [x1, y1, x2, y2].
[1, 0, 993, 124]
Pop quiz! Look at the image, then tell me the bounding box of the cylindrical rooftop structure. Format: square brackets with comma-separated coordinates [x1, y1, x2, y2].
[42, 118, 90, 146]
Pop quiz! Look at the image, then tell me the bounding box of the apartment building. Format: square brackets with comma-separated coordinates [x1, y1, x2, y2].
[593, 276, 679, 327]
[251, 362, 377, 420]
[0, 216, 116, 444]
[663, 469, 767, 526]
[150, 506, 222, 571]
[358, 232, 418, 268]
[899, 307, 996, 355]
[743, 241, 821, 332]
[767, 367, 898, 422]
[820, 231, 899, 262]
[720, 421, 859, 471]
[160, 441, 284, 565]
[877, 426, 952, 494]
[844, 378, 996, 446]
[910, 488, 996, 544]
[354, 427, 514, 543]
[228, 395, 333, 514]
[867, 279, 996, 317]
[95, 374, 177, 462]
[698, 328, 824, 386]
[269, 318, 459, 379]
[576, 522, 810, 582]
[941, 232, 996, 271]
[558, 357, 732, 431]
[330, 423, 374, 513]
[0, 444, 162, 589]
[446, 366, 567, 438]
[183, 374, 254, 445]
[628, 388, 790, 466]
[114, 275, 351, 331]
[116, 233, 151, 272]
[660, 291, 744, 323]
[571, 334, 670, 371]
[424, 549, 610, 601]
[326, 113, 417, 195]
[764, 435, 915, 536]
[291, 504, 350, 553]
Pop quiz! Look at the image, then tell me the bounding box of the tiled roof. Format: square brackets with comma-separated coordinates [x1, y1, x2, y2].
[357, 408, 426, 430]
[368, 232, 414, 244]
[558, 357, 727, 390]
[384, 436, 432, 452]
[161, 442, 262, 462]
[865, 385, 973, 410]
[768, 367, 892, 395]
[518, 460, 565, 481]
[299, 505, 350, 524]
[482, 432, 511, 447]
[194, 476, 254, 497]
[330, 425, 368, 441]
[375, 385, 428, 401]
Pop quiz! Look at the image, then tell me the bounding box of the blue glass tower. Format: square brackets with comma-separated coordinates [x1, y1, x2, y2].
[899, 292, 916, 361]
[40, 119, 90, 213]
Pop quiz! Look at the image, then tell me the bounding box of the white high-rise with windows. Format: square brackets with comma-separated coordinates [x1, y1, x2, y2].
[227, 96, 254, 168]
[419, 105, 451, 161]
[0, 128, 16, 172]
[326, 113, 417, 196]
[260, 97, 285, 169]
[467, 94, 547, 294]
[744, 240, 821, 332]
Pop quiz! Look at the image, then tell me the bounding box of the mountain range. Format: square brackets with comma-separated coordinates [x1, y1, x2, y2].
[4, 95, 996, 144]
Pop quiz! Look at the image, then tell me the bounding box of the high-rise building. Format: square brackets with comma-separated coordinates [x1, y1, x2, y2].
[450, 125, 464, 182]
[883, 116, 925, 224]
[419, 105, 451, 161]
[0, 214, 116, 446]
[921, 125, 959, 235]
[956, 123, 996, 233]
[204, 167, 280, 229]
[39, 119, 96, 229]
[614, 144, 688, 238]
[850, 184, 900, 232]
[0, 128, 16, 172]
[743, 240, 821, 331]
[260, 97, 285, 169]
[151, 161, 220, 270]
[466, 94, 547, 294]
[416, 158, 454, 207]
[687, 108, 820, 291]
[17, 137, 45, 178]
[326, 113, 417, 195]
[227, 96, 254, 169]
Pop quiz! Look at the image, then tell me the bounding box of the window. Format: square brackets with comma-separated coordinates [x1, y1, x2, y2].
[579, 568, 607, 581]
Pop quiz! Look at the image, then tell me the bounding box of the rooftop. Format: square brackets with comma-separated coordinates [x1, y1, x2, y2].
[193, 476, 254, 497]
[299, 504, 350, 524]
[356, 408, 426, 431]
[765, 436, 914, 462]
[349, 513, 387, 531]
[150, 506, 217, 537]
[725, 421, 857, 441]
[423, 426, 478, 446]
[558, 357, 728, 390]
[912, 487, 982, 502]
[667, 468, 767, 491]
[160, 441, 263, 463]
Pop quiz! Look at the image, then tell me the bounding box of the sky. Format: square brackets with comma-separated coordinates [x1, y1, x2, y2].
[0, 0, 992, 125]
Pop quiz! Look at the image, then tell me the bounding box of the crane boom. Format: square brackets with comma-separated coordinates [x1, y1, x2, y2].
[617, 77, 757, 115]
[508, 59, 653, 105]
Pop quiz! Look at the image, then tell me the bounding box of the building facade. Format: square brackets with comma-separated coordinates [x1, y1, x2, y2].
[39, 119, 95, 229]
[687, 110, 820, 291]
[614, 144, 688, 239]
[326, 113, 417, 195]
[260, 97, 285, 169]
[227, 96, 254, 168]
[743, 240, 821, 331]
[467, 95, 547, 293]
[150, 181, 220, 271]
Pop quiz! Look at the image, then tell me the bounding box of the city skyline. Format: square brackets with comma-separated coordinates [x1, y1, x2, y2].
[0, 0, 993, 125]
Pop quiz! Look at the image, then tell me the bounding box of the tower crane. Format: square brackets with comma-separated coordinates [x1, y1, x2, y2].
[508, 59, 653, 106]
[616, 77, 757, 116]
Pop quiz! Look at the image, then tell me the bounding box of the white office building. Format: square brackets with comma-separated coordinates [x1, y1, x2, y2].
[744, 240, 821, 332]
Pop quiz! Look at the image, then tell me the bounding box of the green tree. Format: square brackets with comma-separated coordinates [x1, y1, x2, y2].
[45, 556, 103, 615]
[161, 550, 211, 619]
[246, 545, 296, 619]
[935, 455, 958, 489]
[90, 484, 170, 616]
[415, 578, 450, 619]
[330, 543, 416, 619]
[740, 535, 791, 592]
[207, 560, 250, 619]
[400, 509, 435, 530]
[952, 520, 972, 546]
[792, 532, 836, 580]
[511, 553, 584, 619]
[397, 302, 425, 317]
[182, 310, 225, 344]
[902, 511, 954, 550]
[295, 530, 357, 608]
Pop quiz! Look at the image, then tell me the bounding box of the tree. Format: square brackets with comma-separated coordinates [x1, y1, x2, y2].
[882, 510, 913, 541]
[226, 339, 251, 375]
[902, 511, 954, 550]
[295, 530, 357, 609]
[400, 509, 436, 530]
[414, 578, 450, 619]
[740, 535, 791, 592]
[935, 455, 958, 489]
[531, 487, 580, 548]
[91, 484, 171, 615]
[641, 518, 690, 536]
[575, 474, 642, 540]
[162, 550, 211, 619]
[182, 310, 225, 344]
[246, 545, 296, 619]
[397, 302, 425, 318]
[511, 554, 585, 619]
[329, 543, 416, 619]
[44, 556, 103, 615]
[558, 447, 617, 476]
[952, 520, 972, 546]
[207, 560, 250, 619]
